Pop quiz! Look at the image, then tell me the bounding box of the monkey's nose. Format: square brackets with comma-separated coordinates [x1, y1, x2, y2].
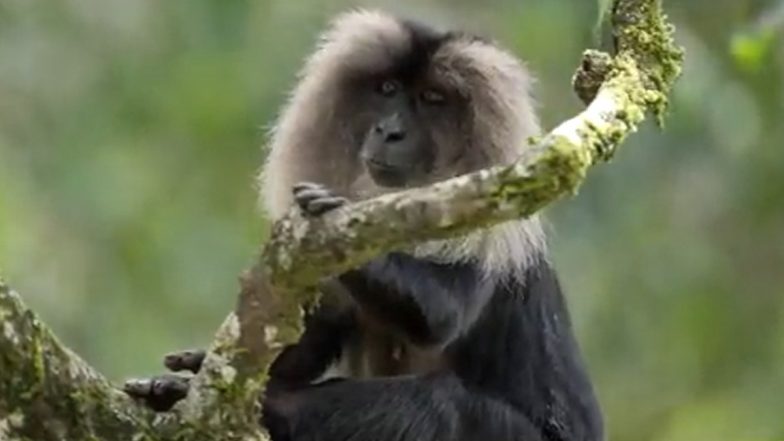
[375, 114, 406, 143]
[374, 123, 406, 143]
[383, 128, 406, 143]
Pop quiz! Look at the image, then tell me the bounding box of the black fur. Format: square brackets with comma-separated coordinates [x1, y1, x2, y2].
[392, 20, 449, 82]
[124, 15, 604, 441]
[262, 22, 605, 434]
[262, 254, 604, 441]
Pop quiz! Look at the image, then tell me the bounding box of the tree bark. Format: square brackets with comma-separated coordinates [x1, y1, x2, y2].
[0, 0, 683, 440]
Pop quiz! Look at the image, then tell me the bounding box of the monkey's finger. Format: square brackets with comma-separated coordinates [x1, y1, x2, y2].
[123, 377, 154, 397]
[164, 349, 206, 373]
[123, 375, 190, 412]
[292, 182, 324, 194]
[150, 375, 190, 398]
[295, 188, 335, 204]
[306, 196, 348, 216]
[123, 375, 189, 397]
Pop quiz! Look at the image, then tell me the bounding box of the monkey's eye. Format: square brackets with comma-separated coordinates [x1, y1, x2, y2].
[420, 89, 446, 105]
[377, 80, 399, 97]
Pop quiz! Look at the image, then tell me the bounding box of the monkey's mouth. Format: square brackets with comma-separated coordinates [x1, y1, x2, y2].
[365, 159, 409, 188]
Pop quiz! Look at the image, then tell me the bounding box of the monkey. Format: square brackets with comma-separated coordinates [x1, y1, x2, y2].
[124, 10, 604, 441]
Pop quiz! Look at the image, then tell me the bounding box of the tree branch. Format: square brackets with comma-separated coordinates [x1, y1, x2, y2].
[0, 280, 152, 440]
[0, 1, 683, 440]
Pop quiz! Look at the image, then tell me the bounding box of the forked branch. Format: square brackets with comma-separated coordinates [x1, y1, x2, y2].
[0, 1, 683, 440]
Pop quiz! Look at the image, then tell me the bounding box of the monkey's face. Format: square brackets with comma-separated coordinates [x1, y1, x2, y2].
[352, 75, 469, 189]
[262, 13, 539, 220]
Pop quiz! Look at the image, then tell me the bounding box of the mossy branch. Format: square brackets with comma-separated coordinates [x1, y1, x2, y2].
[0, 0, 682, 440]
[0, 281, 154, 440]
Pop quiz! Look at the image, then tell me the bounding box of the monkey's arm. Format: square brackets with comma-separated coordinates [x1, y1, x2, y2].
[292, 183, 493, 345]
[267, 298, 356, 387]
[338, 253, 492, 346]
[124, 295, 355, 411]
[263, 373, 543, 441]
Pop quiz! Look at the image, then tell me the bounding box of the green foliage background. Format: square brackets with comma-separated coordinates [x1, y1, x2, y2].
[1, 0, 783, 440]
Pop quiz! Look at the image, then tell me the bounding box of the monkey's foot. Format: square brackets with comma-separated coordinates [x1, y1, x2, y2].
[122, 349, 205, 411]
[123, 374, 190, 412]
[293, 182, 348, 216]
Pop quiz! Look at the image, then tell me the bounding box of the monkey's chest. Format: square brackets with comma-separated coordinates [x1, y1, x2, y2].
[344, 313, 446, 378]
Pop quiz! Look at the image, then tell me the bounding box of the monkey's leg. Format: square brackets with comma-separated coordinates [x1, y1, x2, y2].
[262, 373, 544, 441]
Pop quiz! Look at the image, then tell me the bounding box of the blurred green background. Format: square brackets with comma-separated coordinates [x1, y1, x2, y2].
[1, 0, 783, 440]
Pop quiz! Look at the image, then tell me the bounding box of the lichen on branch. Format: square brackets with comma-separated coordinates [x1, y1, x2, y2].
[0, 279, 151, 440]
[261, 0, 684, 290]
[0, 1, 683, 440]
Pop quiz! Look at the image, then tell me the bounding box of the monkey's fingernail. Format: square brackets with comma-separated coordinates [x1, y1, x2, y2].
[296, 189, 333, 203]
[151, 376, 190, 396]
[123, 378, 153, 395]
[164, 349, 206, 373]
[308, 197, 348, 215]
[292, 182, 321, 193]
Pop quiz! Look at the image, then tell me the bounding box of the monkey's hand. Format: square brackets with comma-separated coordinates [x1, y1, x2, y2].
[293, 182, 348, 216]
[122, 349, 205, 411]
